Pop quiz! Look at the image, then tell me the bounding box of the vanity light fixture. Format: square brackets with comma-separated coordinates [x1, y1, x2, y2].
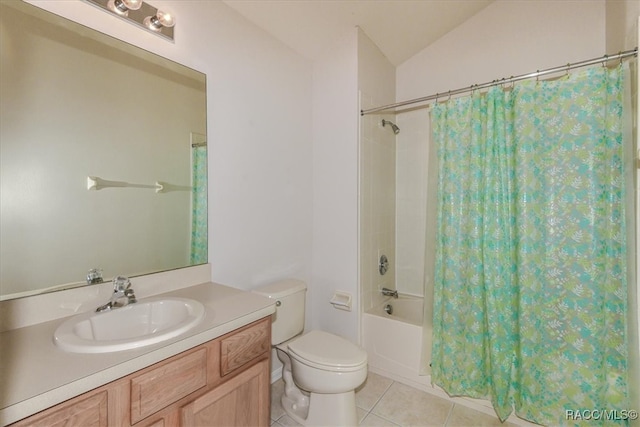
[84, 0, 175, 41]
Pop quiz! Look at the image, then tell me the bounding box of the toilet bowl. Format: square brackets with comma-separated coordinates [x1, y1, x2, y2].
[276, 331, 368, 426]
[252, 280, 368, 426]
[288, 330, 368, 394]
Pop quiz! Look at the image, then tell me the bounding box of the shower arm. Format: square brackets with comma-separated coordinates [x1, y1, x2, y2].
[381, 119, 400, 134]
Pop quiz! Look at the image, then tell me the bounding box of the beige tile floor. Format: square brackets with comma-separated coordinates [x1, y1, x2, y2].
[270, 372, 521, 427]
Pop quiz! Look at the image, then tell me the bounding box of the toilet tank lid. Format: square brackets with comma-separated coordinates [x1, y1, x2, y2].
[252, 279, 307, 299]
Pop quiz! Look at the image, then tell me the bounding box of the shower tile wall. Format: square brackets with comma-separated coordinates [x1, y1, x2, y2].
[360, 92, 396, 312]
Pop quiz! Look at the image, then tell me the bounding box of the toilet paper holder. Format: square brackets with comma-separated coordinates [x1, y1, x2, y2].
[330, 291, 352, 311]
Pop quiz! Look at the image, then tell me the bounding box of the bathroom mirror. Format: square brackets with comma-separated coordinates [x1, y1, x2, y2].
[0, 1, 207, 300]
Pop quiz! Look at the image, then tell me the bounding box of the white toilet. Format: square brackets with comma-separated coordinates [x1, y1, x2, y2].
[253, 279, 368, 426]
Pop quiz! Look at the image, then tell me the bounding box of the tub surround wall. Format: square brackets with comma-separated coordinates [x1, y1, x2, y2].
[358, 29, 397, 314]
[395, 108, 430, 298]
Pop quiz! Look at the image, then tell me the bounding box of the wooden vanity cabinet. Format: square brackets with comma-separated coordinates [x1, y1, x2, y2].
[11, 317, 271, 427]
[180, 359, 269, 426]
[9, 391, 110, 427]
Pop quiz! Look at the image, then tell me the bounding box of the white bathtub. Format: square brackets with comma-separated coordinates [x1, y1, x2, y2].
[362, 295, 431, 389]
[362, 296, 539, 426]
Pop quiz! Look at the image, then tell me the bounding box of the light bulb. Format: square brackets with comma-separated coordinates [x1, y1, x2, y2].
[144, 10, 176, 31]
[108, 0, 143, 16]
[156, 11, 175, 28]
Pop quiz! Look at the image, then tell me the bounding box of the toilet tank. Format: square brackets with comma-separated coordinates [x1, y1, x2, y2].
[252, 279, 307, 345]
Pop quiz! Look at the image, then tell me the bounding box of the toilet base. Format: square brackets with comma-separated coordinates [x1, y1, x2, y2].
[275, 338, 365, 426]
[282, 390, 358, 426]
[281, 393, 309, 424]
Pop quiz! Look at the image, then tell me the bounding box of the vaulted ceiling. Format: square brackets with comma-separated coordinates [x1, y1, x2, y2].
[223, 1, 494, 66]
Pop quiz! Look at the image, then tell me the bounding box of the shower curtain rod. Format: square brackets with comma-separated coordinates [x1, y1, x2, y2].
[360, 48, 637, 116]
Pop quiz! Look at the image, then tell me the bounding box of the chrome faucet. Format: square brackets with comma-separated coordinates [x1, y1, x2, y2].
[96, 276, 137, 312]
[381, 287, 398, 299]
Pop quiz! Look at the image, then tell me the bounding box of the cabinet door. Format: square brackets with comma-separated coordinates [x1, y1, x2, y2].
[180, 359, 269, 427]
[11, 391, 107, 427]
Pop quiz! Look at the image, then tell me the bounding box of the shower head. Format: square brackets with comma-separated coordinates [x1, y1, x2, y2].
[381, 119, 400, 135]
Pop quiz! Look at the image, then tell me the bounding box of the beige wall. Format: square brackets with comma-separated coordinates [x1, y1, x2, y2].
[309, 28, 360, 342]
[606, 0, 640, 51]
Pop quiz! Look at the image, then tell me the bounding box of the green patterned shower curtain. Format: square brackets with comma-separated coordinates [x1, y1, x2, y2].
[190, 145, 208, 265]
[430, 64, 630, 425]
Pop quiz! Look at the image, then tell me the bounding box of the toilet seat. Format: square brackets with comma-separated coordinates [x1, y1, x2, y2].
[287, 330, 367, 372]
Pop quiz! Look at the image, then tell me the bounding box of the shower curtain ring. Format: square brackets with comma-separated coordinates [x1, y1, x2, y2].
[447, 90, 451, 101]
[435, 93, 439, 103]
[602, 54, 608, 67]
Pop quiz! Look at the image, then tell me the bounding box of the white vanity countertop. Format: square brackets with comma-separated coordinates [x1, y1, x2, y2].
[0, 282, 276, 426]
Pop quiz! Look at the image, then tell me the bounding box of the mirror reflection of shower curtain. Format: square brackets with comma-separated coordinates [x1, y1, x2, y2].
[190, 144, 208, 265]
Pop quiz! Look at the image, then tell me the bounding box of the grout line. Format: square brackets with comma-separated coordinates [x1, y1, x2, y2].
[355, 377, 395, 425]
[366, 378, 395, 415]
[366, 408, 402, 427]
[356, 399, 373, 426]
[376, 378, 395, 403]
[373, 413, 402, 426]
[443, 403, 455, 427]
[358, 409, 372, 426]
[365, 379, 404, 426]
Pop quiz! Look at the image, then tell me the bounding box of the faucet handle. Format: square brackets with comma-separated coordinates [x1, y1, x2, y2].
[86, 268, 104, 285]
[113, 276, 131, 292]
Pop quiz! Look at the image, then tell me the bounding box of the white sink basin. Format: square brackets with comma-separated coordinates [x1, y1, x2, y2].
[54, 297, 205, 353]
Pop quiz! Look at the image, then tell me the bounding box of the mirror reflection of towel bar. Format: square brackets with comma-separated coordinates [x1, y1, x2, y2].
[87, 176, 192, 193]
[156, 181, 192, 193]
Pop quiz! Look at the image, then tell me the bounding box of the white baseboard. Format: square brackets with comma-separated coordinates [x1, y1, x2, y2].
[270, 365, 283, 384]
